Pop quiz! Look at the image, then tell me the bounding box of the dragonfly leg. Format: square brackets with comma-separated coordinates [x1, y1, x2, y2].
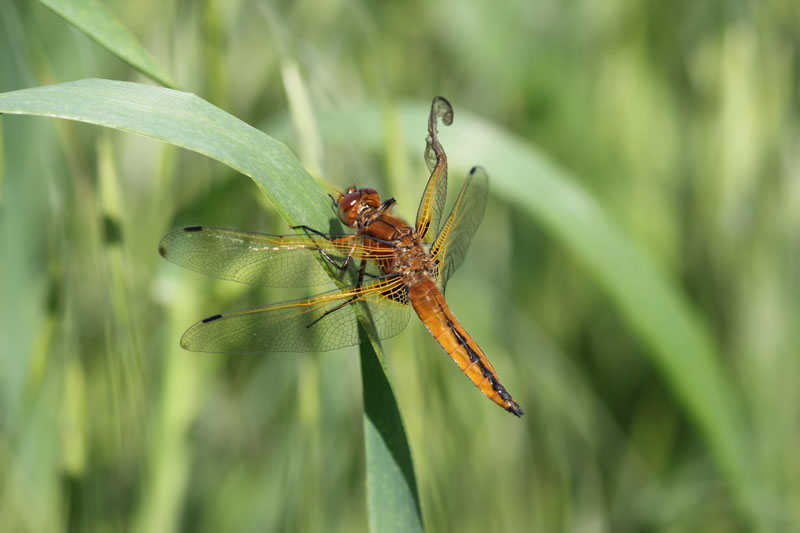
[290, 224, 331, 239]
[318, 249, 353, 272]
[290, 225, 357, 272]
[305, 260, 368, 329]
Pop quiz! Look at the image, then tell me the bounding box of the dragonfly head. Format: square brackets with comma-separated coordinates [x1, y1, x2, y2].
[337, 187, 380, 227]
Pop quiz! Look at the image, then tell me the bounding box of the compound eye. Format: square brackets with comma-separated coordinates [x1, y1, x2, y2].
[336, 187, 357, 203]
[337, 190, 362, 226]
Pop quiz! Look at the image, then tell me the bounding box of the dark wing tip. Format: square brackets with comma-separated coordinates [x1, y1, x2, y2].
[201, 313, 223, 323]
[159, 226, 202, 257]
[468, 166, 489, 180]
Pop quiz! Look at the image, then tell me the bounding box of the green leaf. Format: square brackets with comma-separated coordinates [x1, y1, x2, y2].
[359, 324, 424, 533]
[0, 79, 326, 227]
[0, 79, 423, 530]
[39, 0, 177, 88]
[314, 102, 761, 528]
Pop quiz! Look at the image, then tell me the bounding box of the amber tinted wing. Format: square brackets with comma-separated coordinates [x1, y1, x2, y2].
[430, 166, 489, 290]
[415, 96, 453, 242]
[158, 226, 386, 287]
[179, 275, 410, 353]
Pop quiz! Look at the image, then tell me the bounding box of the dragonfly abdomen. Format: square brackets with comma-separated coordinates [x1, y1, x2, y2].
[408, 278, 523, 417]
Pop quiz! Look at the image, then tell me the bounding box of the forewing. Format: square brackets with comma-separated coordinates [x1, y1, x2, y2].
[159, 226, 376, 287]
[415, 96, 453, 242]
[180, 276, 411, 353]
[430, 167, 489, 290]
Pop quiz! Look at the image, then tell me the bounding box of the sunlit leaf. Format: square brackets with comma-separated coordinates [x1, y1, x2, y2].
[0, 79, 326, 226]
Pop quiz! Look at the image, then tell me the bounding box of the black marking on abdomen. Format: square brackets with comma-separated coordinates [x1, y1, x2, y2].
[202, 313, 223, 323]
[437, 302, 509, 400]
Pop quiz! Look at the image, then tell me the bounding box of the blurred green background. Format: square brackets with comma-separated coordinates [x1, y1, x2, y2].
[2, 0, 799, 531]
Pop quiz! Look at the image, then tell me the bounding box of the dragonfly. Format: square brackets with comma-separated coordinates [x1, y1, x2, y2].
[159, 96, 523, 417]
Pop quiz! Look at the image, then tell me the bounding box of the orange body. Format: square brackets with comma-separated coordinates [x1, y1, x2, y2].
[338, 193, 523, 417]
[408, 278, 522, 415]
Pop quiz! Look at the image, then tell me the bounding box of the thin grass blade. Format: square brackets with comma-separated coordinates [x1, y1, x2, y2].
[38, 0, 176, 88]
[359, 324, 424, 533]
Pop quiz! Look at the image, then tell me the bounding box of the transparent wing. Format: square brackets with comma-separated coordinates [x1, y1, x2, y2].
[415, 96, 453, 242]
[180, 275, 411, 353]
[158, 226, 389, 287]
[430, 166, 489, 291]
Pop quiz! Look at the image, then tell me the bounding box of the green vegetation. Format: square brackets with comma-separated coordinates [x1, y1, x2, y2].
[1, 0, 797, 531]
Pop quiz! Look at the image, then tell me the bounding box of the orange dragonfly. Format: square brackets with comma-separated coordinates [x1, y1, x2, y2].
[159, 97, 522, 417]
